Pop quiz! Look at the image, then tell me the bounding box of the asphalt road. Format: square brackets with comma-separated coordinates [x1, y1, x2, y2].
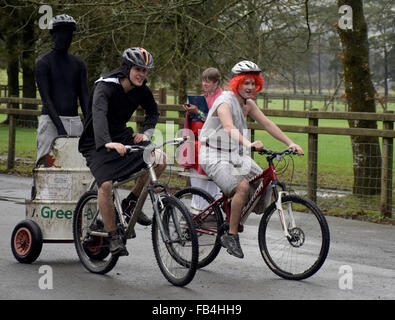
[0, 174, 394, 302]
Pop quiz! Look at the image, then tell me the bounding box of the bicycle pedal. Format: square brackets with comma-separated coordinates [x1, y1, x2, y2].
[111, 247, 129, 257]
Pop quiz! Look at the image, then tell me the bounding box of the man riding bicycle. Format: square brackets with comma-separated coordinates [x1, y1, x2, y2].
[199, 60, 304, 259]
[79, 47, 165, 257]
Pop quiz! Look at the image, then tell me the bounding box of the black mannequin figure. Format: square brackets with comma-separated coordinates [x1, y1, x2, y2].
[35, 14, 88, 165]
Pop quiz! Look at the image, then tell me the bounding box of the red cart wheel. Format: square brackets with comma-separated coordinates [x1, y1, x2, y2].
[11, 220, 43, 264]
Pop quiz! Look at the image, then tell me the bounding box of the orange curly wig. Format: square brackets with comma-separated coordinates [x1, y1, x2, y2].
[227, 73, 265, 98]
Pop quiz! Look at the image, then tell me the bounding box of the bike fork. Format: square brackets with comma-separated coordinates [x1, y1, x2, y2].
[152, 193, 170, 243]
[275, 191, 295, 239]
[150, 189, 183, 245]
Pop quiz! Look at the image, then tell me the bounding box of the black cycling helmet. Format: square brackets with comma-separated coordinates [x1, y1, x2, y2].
[49, 14, 77, 32]
[231, 60, 261, 77]
[122, 47, 154, 69]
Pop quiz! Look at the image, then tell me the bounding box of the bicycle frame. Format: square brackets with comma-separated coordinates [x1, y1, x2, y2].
[113, 167, 152, 239]
[192, 151, 294, 239]
[85, 167, 152, 240]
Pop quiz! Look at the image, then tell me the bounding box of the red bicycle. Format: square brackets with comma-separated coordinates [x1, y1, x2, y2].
[175, 148, 330, 280]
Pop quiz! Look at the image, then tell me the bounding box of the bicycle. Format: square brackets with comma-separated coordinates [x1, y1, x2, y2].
[175, 148, 330, 280]
[73, 137, 199, 287]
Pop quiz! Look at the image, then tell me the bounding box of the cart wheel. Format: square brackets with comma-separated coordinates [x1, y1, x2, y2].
[11, 220, 43, 264]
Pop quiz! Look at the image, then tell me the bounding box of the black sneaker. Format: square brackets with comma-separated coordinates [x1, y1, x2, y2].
[108, 230, 129, 257]
[220, 233, 244, 259]
[121, 194, 152, 226]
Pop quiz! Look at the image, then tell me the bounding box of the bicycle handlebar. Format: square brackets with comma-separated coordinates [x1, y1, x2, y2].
[251, 147, 298, 156]
[125, 136, 188, 154]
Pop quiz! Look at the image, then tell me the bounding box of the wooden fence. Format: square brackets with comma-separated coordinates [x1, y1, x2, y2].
[3, 84, 394, 111]
[257, 92, 395, 111]
[0, 96, 394, 218]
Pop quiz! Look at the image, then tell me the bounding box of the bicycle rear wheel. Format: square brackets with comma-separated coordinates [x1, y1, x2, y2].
[174, 187, 223, 269]
[258, 195, 330, 280]
[152, 194, 198, 286]
[73, 190, 119, 274]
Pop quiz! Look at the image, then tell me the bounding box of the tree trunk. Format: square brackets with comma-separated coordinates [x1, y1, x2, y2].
[291, 70, 297, 94]
[337, 0, 381, 196]
[85, 48, 102, 93]
[178, 68, 188, 105]
[3, 33, 20, 125]
[308, 68, 313, 94]
[20, 10, 38, 128]
[384, 44, 389, 110]
[175, 14, 189, 105]
[333, 63, 338, 89]
[7, 57, 19, 101]
[318, 33, 322, 95]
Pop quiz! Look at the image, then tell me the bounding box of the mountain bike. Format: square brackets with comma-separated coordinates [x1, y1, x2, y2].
[73, 137, 199, 286]
[175, 148, 330, 280]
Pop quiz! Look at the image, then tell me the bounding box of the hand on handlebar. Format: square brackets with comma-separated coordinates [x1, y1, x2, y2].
[124, 137, 188, 154]
[287, 143, 304, 156]
[133, 133, 149, 144]
[105, 142, 127, 156]
[249, 140, 264, 151]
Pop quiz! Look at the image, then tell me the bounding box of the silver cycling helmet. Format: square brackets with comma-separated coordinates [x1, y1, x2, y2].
[122, 47, 154, 69]
[231, 60, 261, 76]
[49, 14, 77, 31]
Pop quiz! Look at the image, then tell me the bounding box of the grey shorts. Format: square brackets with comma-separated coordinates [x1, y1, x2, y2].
[36, 115, 83, 164]
[199, 145, 262, 195]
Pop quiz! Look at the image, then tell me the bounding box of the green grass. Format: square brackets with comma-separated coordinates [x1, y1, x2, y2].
[0, 124, 37, 159]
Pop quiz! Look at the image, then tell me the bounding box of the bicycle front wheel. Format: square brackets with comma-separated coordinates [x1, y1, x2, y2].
[73, 190, 119, 274]
[152, 194, 198, 286]
[258, 195, 330, 280]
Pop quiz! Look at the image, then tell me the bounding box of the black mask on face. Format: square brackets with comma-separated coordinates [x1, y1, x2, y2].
[51, 25, 74, 52]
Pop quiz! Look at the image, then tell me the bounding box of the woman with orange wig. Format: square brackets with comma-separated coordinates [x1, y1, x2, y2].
[228, 72, 264, 102]
[199, 60, 304, 259]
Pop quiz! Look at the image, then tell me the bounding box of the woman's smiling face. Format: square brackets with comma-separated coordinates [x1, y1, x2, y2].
[237, 77, 256, 99]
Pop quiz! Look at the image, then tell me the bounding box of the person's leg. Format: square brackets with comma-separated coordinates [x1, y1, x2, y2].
[209, 164, 249, 259]
[219, 179, 249, 258]
[201, 155, 247, 258]
[189, 169, 209, 214]
[98, 181, 117, 233]
[228, 179, 250, 235]
[221, 156, 263, 258]
[98, 180, 128, 256]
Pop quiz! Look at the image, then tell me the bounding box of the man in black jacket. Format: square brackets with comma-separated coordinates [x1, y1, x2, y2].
[79, 47, 165, 257]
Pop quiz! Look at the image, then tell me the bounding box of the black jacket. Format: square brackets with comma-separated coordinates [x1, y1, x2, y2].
[79, 69, 159, 152]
